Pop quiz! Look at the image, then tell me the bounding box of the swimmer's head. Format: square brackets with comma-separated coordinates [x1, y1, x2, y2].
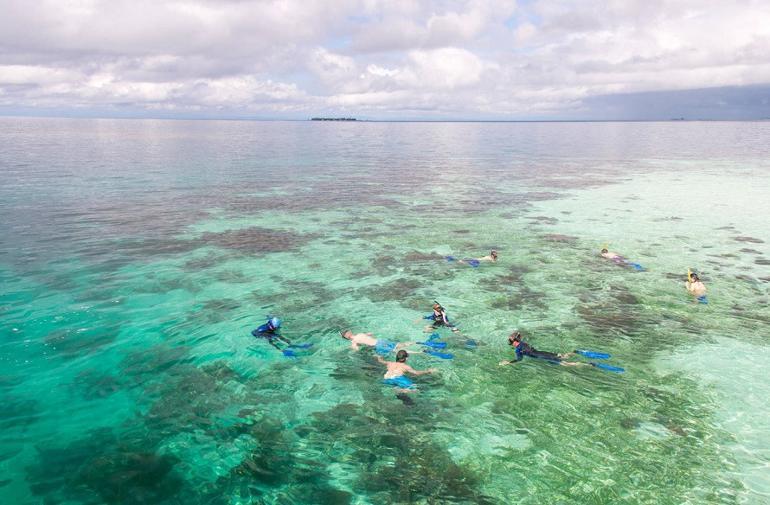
[690, 273, 700, 281]
[396, 350, 409, 362]
[601, 248, 608, 254]
[508, 331, 522, 345]
[491, 250, 498, 260]
[340, 329, 353, 339]
[268, 317, 281, 329]
[433, 303, 443, 311]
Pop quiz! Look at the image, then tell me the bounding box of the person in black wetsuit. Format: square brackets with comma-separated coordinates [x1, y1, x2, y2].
[498, 331, 584, 367]
[251, 317, 293, 352]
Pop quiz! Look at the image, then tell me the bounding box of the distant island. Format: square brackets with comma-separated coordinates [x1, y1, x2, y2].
[310, 117, 357, 121]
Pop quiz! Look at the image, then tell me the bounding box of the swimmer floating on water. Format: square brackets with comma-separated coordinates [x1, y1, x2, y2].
[423, 302, 460, 333]
[686, 270, 708, 304]
[445, 250, 498, 267]
[601, 248, 644, 271]
[499, 331, 624, 372]
[377, 349, 437, 392]
[251, 317, 312, 357]
[340, 329, 413, 354]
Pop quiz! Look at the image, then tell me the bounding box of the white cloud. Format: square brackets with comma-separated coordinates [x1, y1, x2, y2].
[0, 0, 769, 117]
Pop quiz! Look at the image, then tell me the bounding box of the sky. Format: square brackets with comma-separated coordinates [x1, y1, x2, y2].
[1, 0, 770, 120]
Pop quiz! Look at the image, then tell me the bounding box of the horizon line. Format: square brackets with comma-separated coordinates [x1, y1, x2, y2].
[1, 113, 769, 123]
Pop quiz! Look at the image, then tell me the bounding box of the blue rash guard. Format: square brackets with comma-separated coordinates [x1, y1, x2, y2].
[252, 322, 277, 339]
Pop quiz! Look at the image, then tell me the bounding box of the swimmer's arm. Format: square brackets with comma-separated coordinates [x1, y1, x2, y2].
[498, 359, 519, 366]
[376, 356, 387, 365]
[350, 341, 360, 351]
[406, 365, 435, 376]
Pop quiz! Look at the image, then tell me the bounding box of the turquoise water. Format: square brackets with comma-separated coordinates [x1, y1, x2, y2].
[1, 118, 769, 504]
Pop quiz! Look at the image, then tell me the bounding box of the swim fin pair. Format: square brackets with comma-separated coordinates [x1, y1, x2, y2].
[444, 256, 480, 267]
[423, 349, 454, 360]
[283, 343, 313, 357]
[575, 349, 624, 372]
[575, 349, 611, 359]
[419, 340, 447, 349]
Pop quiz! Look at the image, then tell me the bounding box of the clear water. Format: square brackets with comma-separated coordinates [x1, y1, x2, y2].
[1, 118, 769, 504]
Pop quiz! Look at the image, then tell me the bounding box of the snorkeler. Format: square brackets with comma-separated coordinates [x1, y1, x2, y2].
[601, 248, 644, 271]
[469, 250, 498, 263]
[446, 250, 498, 267]
[377, 350, 437, 391]
[251, 317, 293, 354]
[686, 270, 708, 303]
[339, 329, 413, 354]
[499, 332, 625, 372]
[498, 331, 582, 366]
[423, 302, 460, 333]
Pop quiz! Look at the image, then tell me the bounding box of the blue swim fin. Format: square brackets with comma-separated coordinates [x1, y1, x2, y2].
[419, 340, 447, 349]
[289, 343, 313, 349]
[628, 262, 645, 271]
[465, 339, 478, 349]
[575, 349, 611, 359]
[282, 349, 297, 358]
[591, 362, 624, 373]
[697, 295, 708, 304]
[445, 256, 456, 262]
[428, 332, 441, 342]
[466, 259, 480, 267]
[424, 350, 454, 359]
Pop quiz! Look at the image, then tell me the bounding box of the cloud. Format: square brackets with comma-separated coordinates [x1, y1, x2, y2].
[1, 0, 769, 118]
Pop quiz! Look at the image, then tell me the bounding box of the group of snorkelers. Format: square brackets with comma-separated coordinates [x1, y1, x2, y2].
[251, 246, 706, 396]
[600, 246, 709, 303]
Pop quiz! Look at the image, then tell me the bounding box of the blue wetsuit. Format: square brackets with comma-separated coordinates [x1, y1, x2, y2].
[251, 322, 291, 350]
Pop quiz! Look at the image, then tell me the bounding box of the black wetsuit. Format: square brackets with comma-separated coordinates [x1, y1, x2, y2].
[515, 341, 561, 362]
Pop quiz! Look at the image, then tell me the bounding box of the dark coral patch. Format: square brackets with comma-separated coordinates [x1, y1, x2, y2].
[528, 215, 559, 225]
[72, 369, 122, 400]
[44, 325, 119, 359]
[733, 236, 765, 244]
[26, 428, 183, 504]
[200, 227, 318, 254]
[358, 277, 422, 303]
[403, 250, 444, 262]
[541, 233, 579, 243]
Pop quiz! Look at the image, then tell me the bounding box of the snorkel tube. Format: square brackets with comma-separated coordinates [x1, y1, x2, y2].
[687, 268, 693, 283]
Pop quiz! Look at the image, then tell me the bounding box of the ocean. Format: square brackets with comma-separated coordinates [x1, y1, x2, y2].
[1, 117, 769, 504]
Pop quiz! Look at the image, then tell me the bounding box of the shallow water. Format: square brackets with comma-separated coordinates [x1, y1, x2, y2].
[1, 118, 769, 504]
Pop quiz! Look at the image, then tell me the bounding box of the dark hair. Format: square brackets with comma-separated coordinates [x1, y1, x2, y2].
[396, 350, 408, 362]
[508, 331, 521, 343]
[601, 248, 608, 253]
[339, 329, 351, 338]
[691, 273, 699, 280]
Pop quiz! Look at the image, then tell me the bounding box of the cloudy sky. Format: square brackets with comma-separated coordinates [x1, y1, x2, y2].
[1, 0, 770, 120]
